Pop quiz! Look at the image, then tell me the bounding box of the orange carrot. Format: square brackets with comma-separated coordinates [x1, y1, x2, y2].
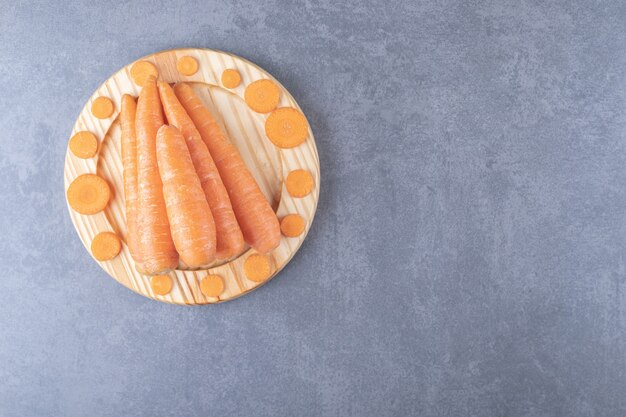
[265, 107, 309, 148]
[69, 131, 98, 159]
[158, 81, 244, 260]
[285, 169, 314, 198]
[244, 79, 280, 113]
[156, 125, 216, 267]
[130, 61, 158, 86]
[120, 94, 140, 261]
[91, 96, 114, 119]
[174, 82, 281, 254]
[200, 274, 225, 297]
[91, 232, 122, 261]
[176, 56, 198, 76]
[67, 174, 110, 215]
[134, 75, 178, 275]
[280, 213, 305, 237]
[150, 275, 173, 295]
[221, 69, 241, 88]
[243, 254, 272, 282]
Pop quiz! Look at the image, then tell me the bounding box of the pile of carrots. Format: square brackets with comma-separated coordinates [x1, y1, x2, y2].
[121, 75, 280, 275]
[66, 58, 314, 287]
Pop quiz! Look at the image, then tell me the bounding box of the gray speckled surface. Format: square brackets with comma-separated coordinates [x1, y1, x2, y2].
[1, 0, 625, 415]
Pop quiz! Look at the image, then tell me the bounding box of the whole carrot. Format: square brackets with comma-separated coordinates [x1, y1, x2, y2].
[156, 125, 216, 267]
[158, 81, 244, 260]
[135, 75, 178, 274]
[120, 94, 140, 261]
[174, 83, 280, 253]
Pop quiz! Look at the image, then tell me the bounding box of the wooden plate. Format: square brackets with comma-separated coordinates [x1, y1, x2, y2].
[63, 48, 320, 304]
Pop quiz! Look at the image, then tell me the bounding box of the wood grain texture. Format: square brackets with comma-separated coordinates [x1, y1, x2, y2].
[64, 48, 320, 304]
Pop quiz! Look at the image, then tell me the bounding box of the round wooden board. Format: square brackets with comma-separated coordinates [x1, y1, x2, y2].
[64, 48, 320, 305]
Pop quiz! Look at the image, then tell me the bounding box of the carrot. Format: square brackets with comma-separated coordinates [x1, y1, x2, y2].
[177, 56, 198, 75]
[200, 274, 225, 297]
[158, 81, 244, 260]
[221, 69, 241, 88]
[134, 75, 179, 275]
[265, 107, 309, 148]
[285, 169, 314, 197]
[156, 125, 216, 267]
[150, 275, 173, 295]
[280, 214, 305, 237]
[244, 79, 280, 113]
[91, 96, 114, 119]
[69, 131, 98, 159]
[91, 232, 122, 261]
[130, 61, 158, 86]
[174, 82, 281, 253]
[67, 174, 110, 215]
[120, 94, 140, 261]
[243, 254, 272, 282]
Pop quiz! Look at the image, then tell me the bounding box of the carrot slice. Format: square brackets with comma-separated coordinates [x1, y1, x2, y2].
[67, 174, 110, 215]
[265, 107, 308, 148]
[200, 274, 225, 297]
[280, 214, 305, 237]
[158, 81, 243, 260]
[134, 75, 179, 275]
[285, 169, 314, 197]
[91, 96, 114, 119]
[221, 69, 241, 88]
[69, 131, 98, 159]
[91, 232, 122, 261]
[150, 275, 173, 295]
[244, 254, 272, 282]
[156, 125, 216, 267]
[174, 83, 281, 254]
[244, 79, 280, 113]
[130, 61, 158, 86]
[120, 94, 141, 261]
[177, 56, 198, 75]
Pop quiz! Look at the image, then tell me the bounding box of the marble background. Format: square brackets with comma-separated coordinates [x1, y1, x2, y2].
[1, 0, 625, 416]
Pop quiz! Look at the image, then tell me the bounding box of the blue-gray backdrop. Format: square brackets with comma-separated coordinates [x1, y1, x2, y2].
[1, 1, 625, 416]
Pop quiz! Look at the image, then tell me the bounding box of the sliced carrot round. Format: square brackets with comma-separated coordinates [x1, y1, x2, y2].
[280, 214, 305, 237]
[285, 169, 314, 197]
[200, 274, 225, 297]
[244, 79, 280, 113]
[69, 131, 98, 159]
[244, 254, 272, 282]
[221, 69, 241, 88]
[130, 61, 158, 86]
[151, 275, 173, 295]
[67, 174, 111, 215]
[91, 232, 121, 261]
[177, 56, 198, 76]
[91, 96, 114, 119]
[265, 107, 308, 148]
